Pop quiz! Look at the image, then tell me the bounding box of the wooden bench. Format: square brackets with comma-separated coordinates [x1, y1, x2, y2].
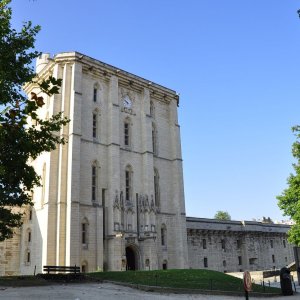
[43, 265, 80, 274]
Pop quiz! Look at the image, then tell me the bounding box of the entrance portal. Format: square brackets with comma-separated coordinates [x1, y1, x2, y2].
[126, 246, 136, 270]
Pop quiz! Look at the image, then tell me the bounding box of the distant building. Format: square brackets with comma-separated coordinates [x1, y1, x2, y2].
[187, 217, 294, 272]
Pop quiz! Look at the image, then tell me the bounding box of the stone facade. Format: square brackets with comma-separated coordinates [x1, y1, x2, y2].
[2, 52, 188, 275]
[187, 217, 294, 273]
[0, 52, 295, 276]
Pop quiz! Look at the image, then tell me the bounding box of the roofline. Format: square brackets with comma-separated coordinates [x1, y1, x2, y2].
[186, 216, 291, 229]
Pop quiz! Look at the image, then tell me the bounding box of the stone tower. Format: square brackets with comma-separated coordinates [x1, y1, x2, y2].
[20, 52, 188, 273]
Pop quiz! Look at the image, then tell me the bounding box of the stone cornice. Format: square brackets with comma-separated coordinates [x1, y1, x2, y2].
[53, 52, 180, 106]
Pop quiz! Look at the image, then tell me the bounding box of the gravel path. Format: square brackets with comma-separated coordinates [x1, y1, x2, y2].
[0, 282, 299, 300]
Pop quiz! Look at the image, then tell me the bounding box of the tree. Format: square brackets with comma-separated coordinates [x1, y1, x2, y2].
[214, 211, 231, 220]
[0, 0, 69, 241]
[277, 126, 300, 246]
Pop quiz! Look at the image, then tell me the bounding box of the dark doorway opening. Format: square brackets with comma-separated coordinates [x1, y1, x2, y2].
[126, 247, 136, 270]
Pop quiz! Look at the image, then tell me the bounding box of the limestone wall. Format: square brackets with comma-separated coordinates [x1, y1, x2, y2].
[187, 217, 294, 273]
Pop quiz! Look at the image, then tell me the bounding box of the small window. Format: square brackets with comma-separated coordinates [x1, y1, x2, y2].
[82, 223, 87, 245]
[237, 239, 242, 249]
[124, 122, 130, 146]
[204, 257, 208, 268]
[283, 240, 286, 248]
[152, 123, 157, 155]
[82, 264, 86, 273]
[203, 239, 207, 249]
[92, 113, 97, 138]
[162, 260, 167, 270]
[145, 259, 150, 268]
[92, 165, 97, 201]
[154, 168, 160, 207]
[81, 261, 88, 273]
[161, 224, 167, 246]
[238, 256, 242, 265]
[28, 231, 31, 243]
[27, 251, 31, 263]
[29, 209, 32, 221]
[150, 101, 154, 117]
[270, 240, 274, 248]
[221, 239, 225, 250]
[125, 168, 132, 202]
[272, 254, 275, 263]
[93, 87, 97, 102]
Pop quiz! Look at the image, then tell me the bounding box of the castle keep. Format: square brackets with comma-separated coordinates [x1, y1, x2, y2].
[0, 53, 294, 275]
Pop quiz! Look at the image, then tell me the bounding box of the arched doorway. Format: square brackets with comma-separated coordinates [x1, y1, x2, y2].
[126, 246, 137, 270]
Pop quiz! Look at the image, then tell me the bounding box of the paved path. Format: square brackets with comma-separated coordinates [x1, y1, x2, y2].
[0, 282, 299, 300]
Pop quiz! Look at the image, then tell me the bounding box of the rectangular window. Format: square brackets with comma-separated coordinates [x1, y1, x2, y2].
[270, 240, 274, 248]
[27, 251, 31, 263]
[92, 114, 97, 138]
[203, 239, 207, 249]
[237, 239, 242, 249]
[125, 170, 130, 201]
[272, 254, 275, 263]
[124, 123, 129, 146]
[92, 166, 96, 201]
[152, 125, 157, 154]
[221, 239, 225, 250]
[204, 257, 208, 268]
[161, 228, 166, 246]
[28, 232, 31, 242]
[238, 256, 242, 265]
[93, 88, 97, 102]
[283, 240, 286, 248]
[82, 223, 86, 244]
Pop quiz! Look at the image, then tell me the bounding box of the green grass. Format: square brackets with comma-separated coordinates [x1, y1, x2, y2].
[0, 275, 49, 287]
[88, 269, 281, 294]
[0, 269, 282, 294]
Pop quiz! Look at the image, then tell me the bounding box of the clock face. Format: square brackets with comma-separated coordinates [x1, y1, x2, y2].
[123, 96, 132, 108]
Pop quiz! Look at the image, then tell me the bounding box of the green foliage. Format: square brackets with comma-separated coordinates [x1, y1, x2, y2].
[214, 211, 231, 220]
[277, 125, 300, 246]
[0, 0, 69, 241]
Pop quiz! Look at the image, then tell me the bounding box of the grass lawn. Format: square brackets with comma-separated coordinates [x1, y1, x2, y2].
[0, 275, 49, 287]
[88, 269, 281, 294]
[0, 269, 281, 294]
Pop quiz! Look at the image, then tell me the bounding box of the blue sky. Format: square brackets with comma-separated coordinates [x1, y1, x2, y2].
[10, 0, 300, 221]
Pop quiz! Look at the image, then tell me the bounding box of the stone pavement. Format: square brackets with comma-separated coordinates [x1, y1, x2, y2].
[0, 282, 299, 300]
